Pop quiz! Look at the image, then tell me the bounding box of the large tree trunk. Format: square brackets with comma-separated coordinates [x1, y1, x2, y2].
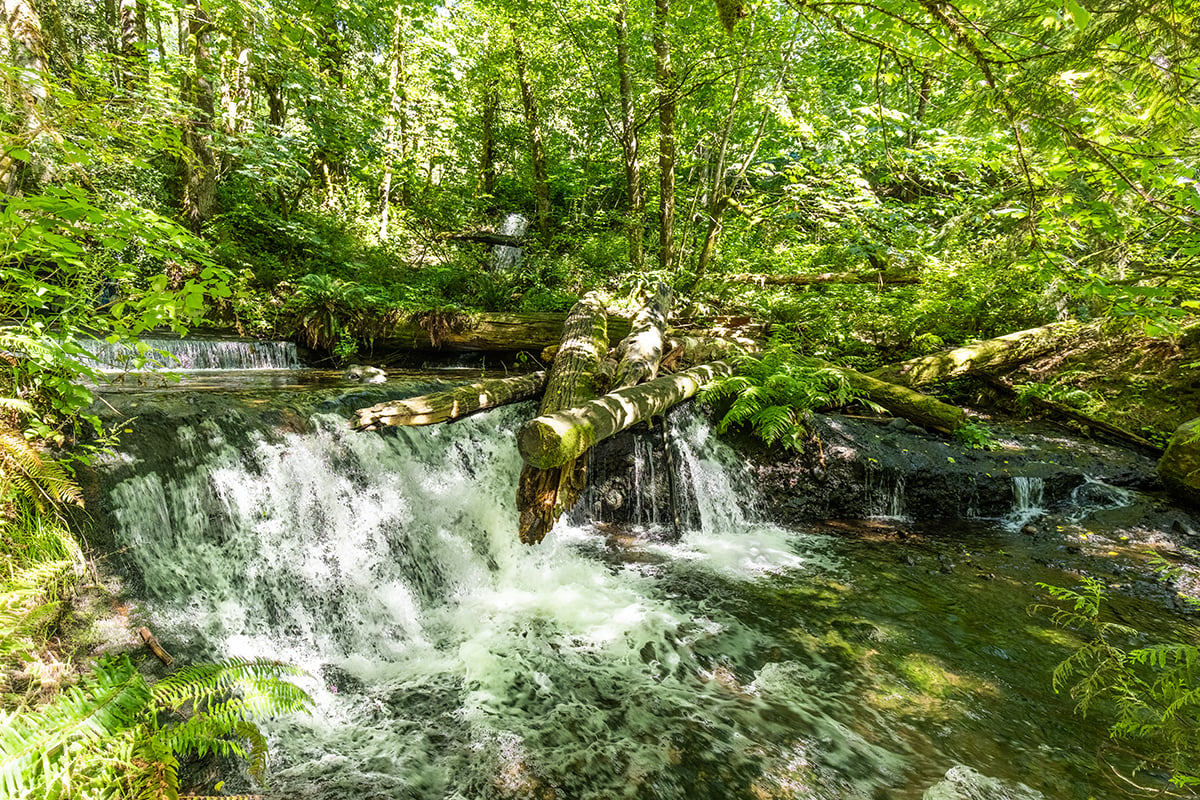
[479, 79, 498, 197]
[653, 0, 675, 273]
[868, 322, 1079, 388]
[519, 361, 735, 470]
[613, 283, 671, 389]
[353, 371, 547, 431]
[517, 294, 609, 544]
[375, 311, 631, 354]
[118, 0, 147, 88]
[729, 270, 919, 286]
[615, 1, 644, 269]
[179, 0, 216, 232]
[512, 29, 551, 240]
[0, 0, 49, 194]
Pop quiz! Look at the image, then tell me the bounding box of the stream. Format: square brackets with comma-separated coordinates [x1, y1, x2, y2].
[81, 347, 1200, 800]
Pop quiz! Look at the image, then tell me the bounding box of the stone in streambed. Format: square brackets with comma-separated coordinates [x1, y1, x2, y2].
[1158, 417, 1200, 506]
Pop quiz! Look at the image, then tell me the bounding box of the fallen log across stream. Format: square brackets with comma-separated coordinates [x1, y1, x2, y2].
[352, 371, 547, 430]
[516, 293, 609, 544]
[518, 361, 736, 469]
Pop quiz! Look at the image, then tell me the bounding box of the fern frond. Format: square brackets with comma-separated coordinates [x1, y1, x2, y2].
[0, 430, 83, 511]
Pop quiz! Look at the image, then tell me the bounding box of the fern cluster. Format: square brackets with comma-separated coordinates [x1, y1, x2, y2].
[700, 339, 863, 450]
[0, 654, 312, 799]
[1036, 578, 1200, 791]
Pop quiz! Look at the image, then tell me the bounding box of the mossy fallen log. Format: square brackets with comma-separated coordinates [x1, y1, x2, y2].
[518, 361, 735, 470]
[517, 294, 609, 544]
[352, 371, 547, 430]
[728, 270, 919, 286]
[375, 311, 631, 353]
[797, 357, 968, 434]
[869, 322, 1079, 388]
[613, 283, 672, 389]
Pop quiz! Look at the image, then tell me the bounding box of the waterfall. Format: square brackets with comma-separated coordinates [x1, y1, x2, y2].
[1004, 476, 1046, 529]
[96, 401, 875, 799]
[78, 335, 301, 371]
[489, 213, 528, 271]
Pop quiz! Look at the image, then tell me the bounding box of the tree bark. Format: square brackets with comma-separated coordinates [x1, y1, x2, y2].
[512, 28, 551, 240]
[379, 6, 408, 239]
[613, 282, 671, 389]
[519, 361, 735, 470]
[179, 0, 216, 232]
[615, 0, 644, 269]
[797, 357, 968, 434]
[479, 79, 498, 197]
[729, 270, 920, 286]
[353, 371, 547, 430]
[868, 322, 1079, 388]
[375, 311, 631, 354]
[653, 0, 675, 273]
[118, 0, 147, 88]
[517, 294, 609, 544]
[0, 0, 49, 194]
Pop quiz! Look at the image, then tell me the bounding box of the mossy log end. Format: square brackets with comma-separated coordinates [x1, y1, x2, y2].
[376, 311, 632, 353]
[352, 371, 547, 430]
[519, 361, 735, 470]
[800, 357, 968, 434]
[613, 283, 672, 390]
[517, 293, 609, 545]
[869, 322, 1078, 388]
[728, 270, 919, 286]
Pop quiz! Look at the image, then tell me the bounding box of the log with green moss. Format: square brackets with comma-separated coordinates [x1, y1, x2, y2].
[375, 311, 631, 353]
[868, 322, 1079, 388]
[518, 361, 735, 470]
[352, 371, 547, 430]
[516, 293, 609, 544]
[613, 282, 672, 389]
[728, 270, 919, 286]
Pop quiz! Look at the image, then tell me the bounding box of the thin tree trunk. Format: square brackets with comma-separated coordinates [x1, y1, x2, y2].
[615, 1, 644, 269]
[479, 80, 498, 197]
[908, 69, 933, 146]
[379, 7, 406, 240]
[512, 29, 551, 240]
[179, 0, 216, 232]
[653, 0, 675, 273]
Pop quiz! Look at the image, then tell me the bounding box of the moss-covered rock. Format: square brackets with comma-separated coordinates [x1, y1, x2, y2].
[1158, 417, 1200, 506]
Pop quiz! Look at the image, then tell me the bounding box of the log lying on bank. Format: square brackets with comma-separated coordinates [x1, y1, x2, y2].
[869, 322, 1079, 388]
[375, 311, 632, 353]
[352, 371, 547, 430]
[798, 357, 969, 435]
[517, 294, 609, 545]
[728, 270, 919, 286]
[519, 361, 735, 469]
[660, 334, 755, 371]
[613, 283, 672, 389]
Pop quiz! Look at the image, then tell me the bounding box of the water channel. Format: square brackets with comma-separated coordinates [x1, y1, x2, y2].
[81, 347, 1200, 799]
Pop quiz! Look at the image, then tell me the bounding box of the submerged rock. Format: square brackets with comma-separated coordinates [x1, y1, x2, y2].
[343, 364, 387, 384]
[923, 765, 1044, 800]
[1158, 417, 1200, 506]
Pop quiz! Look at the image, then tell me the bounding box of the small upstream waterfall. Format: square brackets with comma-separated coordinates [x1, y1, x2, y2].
[1005, 476, 1046, 529]
[489, 213, 528, 271]
[78, 336, 301, 371]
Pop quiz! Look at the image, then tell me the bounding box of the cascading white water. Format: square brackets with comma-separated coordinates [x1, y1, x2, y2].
[101, 402, 903, 799]
[489, 213, 528, 271]
[78, 336, 301, 371]
[1004, 476, 1046, 529]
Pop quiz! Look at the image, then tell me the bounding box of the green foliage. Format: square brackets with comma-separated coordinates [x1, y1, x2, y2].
[1036, 578, 1200, 790]
[0, 654, 312, 799]
[1016, 380, 1102, 414]
[952, 422, 998, 451]
[700, 337, 863, 449]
